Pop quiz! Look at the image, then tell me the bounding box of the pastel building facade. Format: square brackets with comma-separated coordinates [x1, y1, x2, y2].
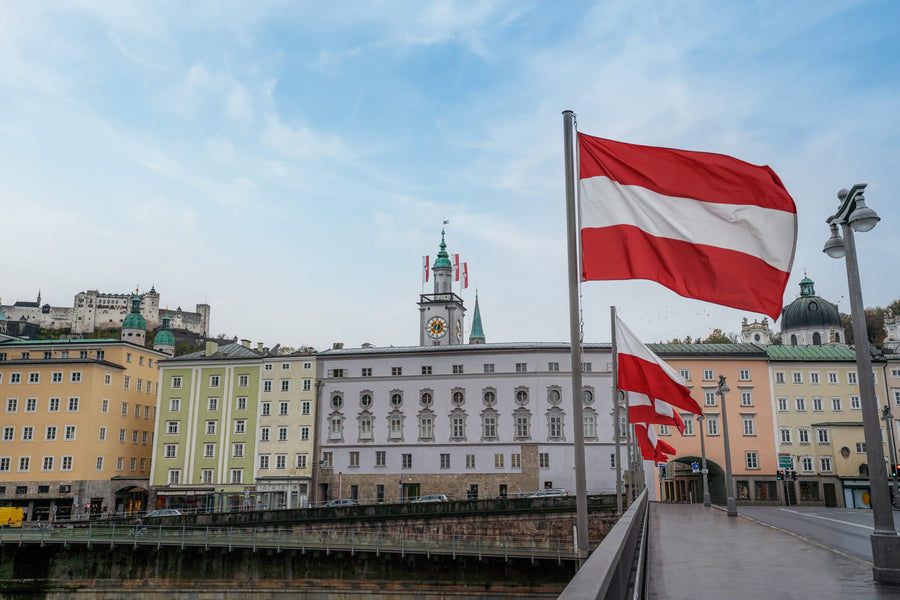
[766, 345, 893, 508]
[150, 342, 316, 512]
[0, 339, 165, 520]
[314, 343, 620, 503]
[648, 344, 777, 505]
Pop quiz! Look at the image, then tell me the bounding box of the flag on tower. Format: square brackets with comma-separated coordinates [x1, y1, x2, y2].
[578, 133, 797, 320]
[462, 263, 469, 289]
[422, 255, 430, 284]
[453, 254, 460, 281]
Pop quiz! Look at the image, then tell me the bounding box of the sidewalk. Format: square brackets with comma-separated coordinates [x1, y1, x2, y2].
[646, 502, 900, 599]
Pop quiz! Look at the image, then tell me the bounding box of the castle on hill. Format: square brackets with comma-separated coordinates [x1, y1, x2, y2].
[0, 287, 209, 337]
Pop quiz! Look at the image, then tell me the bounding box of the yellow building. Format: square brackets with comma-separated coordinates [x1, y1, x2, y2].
[767, 345, 889, 508]
[0, 339, 166, 520]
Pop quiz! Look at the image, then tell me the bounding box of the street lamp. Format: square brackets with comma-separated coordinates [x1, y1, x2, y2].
[716, 376, 737, 517]
[697, 414, 711, 506]
[881, 405, 898, 505]
[824, 184, 900, 584]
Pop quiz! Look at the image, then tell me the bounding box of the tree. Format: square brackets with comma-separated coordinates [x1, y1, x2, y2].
[700, 328, 734, 344]
[842, 307, 887, 348]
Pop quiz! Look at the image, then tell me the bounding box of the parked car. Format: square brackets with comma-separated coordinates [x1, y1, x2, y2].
[413, 494, 449, 503]
[528, 488, 568, 498]
[144, 509, 183, 518]
[324, 498, 358, 507]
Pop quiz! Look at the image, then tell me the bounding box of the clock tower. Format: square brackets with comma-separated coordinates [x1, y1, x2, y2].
[418, 230, 466, 346]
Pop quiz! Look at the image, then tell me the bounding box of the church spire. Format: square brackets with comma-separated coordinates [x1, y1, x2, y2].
[469, 290, 485, 344]
[434, 228, 452, 268]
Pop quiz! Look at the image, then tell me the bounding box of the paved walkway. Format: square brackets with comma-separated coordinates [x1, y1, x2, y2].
[647, 502, 900, 599]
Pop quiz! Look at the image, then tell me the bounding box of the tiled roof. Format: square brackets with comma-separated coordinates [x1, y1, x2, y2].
[318, 342, 613, 356]
[765, 345, 858, 361]
[168, 342, 264, 361]
[648, 343, 768, 357]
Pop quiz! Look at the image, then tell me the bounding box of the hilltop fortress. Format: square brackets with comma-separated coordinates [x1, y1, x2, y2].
[0, 287, 209, 337]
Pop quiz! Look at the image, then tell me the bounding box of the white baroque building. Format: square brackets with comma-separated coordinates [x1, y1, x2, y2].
[312, 232, 621, 503]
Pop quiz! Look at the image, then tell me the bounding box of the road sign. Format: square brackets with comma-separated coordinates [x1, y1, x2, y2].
[778, 455, 793, 469]
[691, 462, 700, 473]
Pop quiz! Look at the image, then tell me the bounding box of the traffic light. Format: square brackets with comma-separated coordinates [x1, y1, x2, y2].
[776, 470, 783, 480]
[791, 470, 797, 481]
[892, 464, 899, 478]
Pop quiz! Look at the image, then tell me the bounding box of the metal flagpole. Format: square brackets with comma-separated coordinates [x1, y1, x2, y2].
[563, 109, 589, 562]
[611, 306, 623, 516]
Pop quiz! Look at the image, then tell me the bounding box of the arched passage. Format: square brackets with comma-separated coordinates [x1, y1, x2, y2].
[660, 456, 727, 505]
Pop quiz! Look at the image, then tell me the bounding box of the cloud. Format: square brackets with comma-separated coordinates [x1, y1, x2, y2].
[261, 115, 348, 160]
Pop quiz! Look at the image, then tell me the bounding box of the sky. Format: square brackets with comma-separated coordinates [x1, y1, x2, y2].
[1, 1, 899, 351]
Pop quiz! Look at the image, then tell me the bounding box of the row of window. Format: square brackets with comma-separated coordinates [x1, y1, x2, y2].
[778, 427, 838, 445]
[327, 411, 600, 442]
[169, 373, 313, 391]
[332, 362, 598, 378]
[2, 371, 84, 385]
[774, 370, 865, 385]
[4, 397, 80, 413]
[321, 450, 553, 470]
[679, 368, 751, 382]
[258, 453, 310, 470]
[167, 468, 243, 485]
[330, 388, 595, 411]
[2, 425, 78, 442]
[701, 388, 755, 407]
[0, 454, 149, 474]
[658, 415, 757, 438]
[0, 455, 74, 472]
[776, 395, 861, 412]
[0, 349, 115, 362]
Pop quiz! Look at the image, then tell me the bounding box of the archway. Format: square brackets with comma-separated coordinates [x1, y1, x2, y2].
[115, 485, 149, 516]
[663, 456, 727, 505]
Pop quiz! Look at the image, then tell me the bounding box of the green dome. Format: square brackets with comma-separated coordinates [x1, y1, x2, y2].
[780, 277, 841, 332]
[123, 312, 147, 330]
[154, 329, 175, 346]
[122, 294, 146, 330]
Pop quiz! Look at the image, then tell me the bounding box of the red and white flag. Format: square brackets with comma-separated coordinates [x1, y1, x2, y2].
[578, 133, 797, 320]
[616, 315, 701, 415]
[453, 254, 460, 281]
[422, 255, 430, 284]
[629, 393, 685, 434]
[635, 423, 677, 463]
[462, 263, 469, 289]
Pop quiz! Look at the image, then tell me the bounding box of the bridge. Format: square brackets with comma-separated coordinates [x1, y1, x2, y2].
[2, 521, 579, 563]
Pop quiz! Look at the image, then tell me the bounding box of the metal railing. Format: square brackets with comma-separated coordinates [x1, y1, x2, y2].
[556, 489, 649, 600]
[0, 522, 580, 563]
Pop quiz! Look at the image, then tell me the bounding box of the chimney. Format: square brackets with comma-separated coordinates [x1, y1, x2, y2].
[332, 342, 344, 350]
[241, 339, 250, 348]
[205, 341, 218, 357]
[257, 342, 263, 352]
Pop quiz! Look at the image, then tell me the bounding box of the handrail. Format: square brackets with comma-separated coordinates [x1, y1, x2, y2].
[556, 489, 649, 600]
[0, 524, 581, 563]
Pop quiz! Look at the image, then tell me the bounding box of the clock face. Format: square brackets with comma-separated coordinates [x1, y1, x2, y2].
[426, 316, 447, 338]
[456, 319, 462, 343]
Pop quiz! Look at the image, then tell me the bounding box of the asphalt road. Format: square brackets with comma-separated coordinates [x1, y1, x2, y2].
[737, 505, 900, 562]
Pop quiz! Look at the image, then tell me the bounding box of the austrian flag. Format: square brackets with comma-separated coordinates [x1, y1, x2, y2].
[616, 315, 702, 416]
[578, 134, 797, 320]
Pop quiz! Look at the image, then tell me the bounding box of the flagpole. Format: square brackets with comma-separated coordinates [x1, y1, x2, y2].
[563, 109, 589, 562]
[611, 306, 623, 516]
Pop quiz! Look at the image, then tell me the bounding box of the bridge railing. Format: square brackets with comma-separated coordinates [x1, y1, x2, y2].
[556, 489, 649, 600]
[0, 521, 581, 563]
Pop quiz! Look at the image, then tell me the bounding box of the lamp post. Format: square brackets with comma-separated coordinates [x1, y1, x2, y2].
[697, 414, 711, 507]
[716, 376, 737, 517]
[824, 184, 900, 584]
[882, 405, 898, 505]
